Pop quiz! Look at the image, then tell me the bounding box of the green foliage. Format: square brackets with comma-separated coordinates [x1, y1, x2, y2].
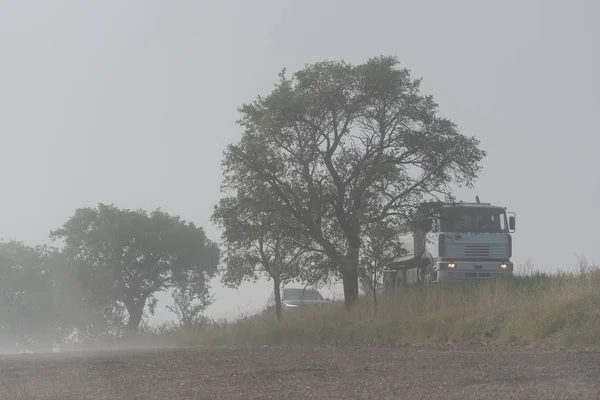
[220, 55, 486, 306]
[212, 191, 314, 286]
[50, 203, 220, 331]
[0, 241, 74, 346]
[358, 219, 408, 307]
[212, 188, 323, 319]
[166, 282, 214, 328]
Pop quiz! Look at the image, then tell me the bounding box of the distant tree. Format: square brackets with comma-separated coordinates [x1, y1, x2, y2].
[166, 281, 214, 327]
[0, 241, 75, 347]
[358, 220, 407, 312]
[220, 55, 486, 308]
[212, 190, 316, 320]
[51, 204, 220, 332]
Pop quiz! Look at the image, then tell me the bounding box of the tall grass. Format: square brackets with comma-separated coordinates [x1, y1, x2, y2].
[143, 263, 600, 350]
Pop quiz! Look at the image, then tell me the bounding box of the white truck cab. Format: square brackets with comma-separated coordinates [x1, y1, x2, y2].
[383, 197, 516, 291]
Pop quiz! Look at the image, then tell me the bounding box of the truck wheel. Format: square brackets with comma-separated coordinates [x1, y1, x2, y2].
[383, 271, 395, 294]
[422, 263, 434, 286]
[395, 270, 404, 292]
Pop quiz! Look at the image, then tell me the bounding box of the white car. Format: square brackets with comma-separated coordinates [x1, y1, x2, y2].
[264, 287, 329, 314]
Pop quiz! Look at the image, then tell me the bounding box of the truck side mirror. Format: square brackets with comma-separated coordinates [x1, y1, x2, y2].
[509, 216, 515, 231]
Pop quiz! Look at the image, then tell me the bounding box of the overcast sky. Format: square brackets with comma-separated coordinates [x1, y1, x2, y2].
[1, 0, 598, 323]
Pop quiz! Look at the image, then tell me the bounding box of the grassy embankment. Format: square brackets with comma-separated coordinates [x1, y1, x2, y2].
[134, 261, 600, 350]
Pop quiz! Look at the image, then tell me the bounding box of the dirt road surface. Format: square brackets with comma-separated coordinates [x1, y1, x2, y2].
[1, 345, 599, 399]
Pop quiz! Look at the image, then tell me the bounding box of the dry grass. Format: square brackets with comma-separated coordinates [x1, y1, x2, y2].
[68, 260, 600, 352]
[141, 262, 600, 350]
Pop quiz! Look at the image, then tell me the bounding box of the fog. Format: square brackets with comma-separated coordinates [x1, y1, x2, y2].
[1, 0, 598, 329]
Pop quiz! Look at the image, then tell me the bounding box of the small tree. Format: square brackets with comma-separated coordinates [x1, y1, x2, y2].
[166, 282, 214, 327]
[212, 191, 314, 320]
[358, 220, 407, 312]
[51, 204, 220, 332]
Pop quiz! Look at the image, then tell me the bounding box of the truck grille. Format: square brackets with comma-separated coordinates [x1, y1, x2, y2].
[464, 244, 490, 257]
[445, 243, 507, 259]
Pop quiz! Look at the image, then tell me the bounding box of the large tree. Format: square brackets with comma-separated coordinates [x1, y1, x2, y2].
[51, 203, 220, 332]
[0, 241, 77, 348]
[212, 190, 316, 320]
[221, 55, 485, 308]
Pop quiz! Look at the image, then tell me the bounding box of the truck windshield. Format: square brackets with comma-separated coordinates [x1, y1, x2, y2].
[439, 207, 507, 233]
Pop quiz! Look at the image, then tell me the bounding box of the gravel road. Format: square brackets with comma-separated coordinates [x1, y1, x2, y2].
[1, 345, 599, 399]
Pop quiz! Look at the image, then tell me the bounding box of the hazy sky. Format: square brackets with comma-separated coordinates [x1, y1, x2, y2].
[1, 0, 598, 323]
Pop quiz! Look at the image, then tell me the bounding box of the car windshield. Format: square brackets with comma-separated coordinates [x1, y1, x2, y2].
[283, 288, 324, 301]
[439, 206, 507, 233]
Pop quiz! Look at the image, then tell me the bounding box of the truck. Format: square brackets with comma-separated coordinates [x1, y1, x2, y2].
[382, 196, 516, 292]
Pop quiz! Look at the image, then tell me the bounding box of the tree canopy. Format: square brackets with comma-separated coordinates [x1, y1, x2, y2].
[0, 241, 76, 348]
[220, 55, 486, 307]
[212, 189, 320, 319]
[50, 203, 220, 331]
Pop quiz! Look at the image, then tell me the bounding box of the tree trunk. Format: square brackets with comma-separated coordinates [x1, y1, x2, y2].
[372, 271, 378, 314]
[124, 300, 145, 333]
[273, 277, 283, 321]
[342, 245, 360, 310]
[341, 268, 359, 310]
[372, 290, 378, 313]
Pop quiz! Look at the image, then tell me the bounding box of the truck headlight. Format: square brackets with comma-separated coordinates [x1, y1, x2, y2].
[447, 263, 456, 269]
[499, 263, 508, 270]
